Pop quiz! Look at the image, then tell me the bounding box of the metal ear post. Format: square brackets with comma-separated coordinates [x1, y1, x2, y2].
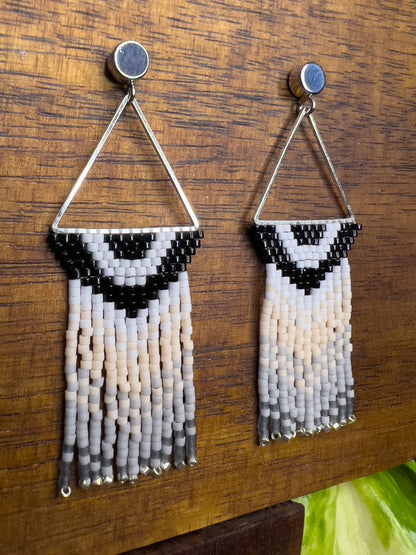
[254, 62, 355, 225]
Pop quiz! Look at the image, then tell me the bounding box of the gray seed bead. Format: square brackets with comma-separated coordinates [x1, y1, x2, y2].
[130, 398, 141, 410]
[62, 448, 75, 463]
[139, 455, 150, 468]
[128, 460, 139, 476]
[185, 435, 197, 465]
[161, 446, 172, 458]
[77, 411, 89, 424]
[174, 445, 186, 469]
[150, 450, 161, 466]
[140, 441, 151, 458]
[78, 463, 90, 481]
[258, 414, 270, 443]
[270, 415, 281, 436]
[90, 459, 101, 472]
[130, 417, 141, 428]
[65, 406, 77, 420]
[142, 420, 152, 435]
[172, 420, 184, 432]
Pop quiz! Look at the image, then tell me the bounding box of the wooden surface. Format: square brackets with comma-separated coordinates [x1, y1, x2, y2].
[1, 0, 415, 553]
[129, 502, 304, 555]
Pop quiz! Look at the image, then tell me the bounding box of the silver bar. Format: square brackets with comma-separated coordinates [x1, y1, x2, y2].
[256, 217, 355, 227]
[52, 225, 198, 235]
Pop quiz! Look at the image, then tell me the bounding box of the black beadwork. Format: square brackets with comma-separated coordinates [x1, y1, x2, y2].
[48, 230, 203, 315]
[250, 223, 361, 295]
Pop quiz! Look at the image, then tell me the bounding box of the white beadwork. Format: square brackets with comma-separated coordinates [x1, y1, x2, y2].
[52, 229, 202, 496]
[257, 223, 356, 443]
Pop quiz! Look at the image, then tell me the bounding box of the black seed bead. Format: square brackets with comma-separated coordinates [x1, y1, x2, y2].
[134, 283, 145, 295]
[101, 275, 112, 287]
[68, 267, 81, 280]
[91, 276, 102, 294]
[123, 285, 134, 302]
[147, 289, 158, 301]
[66, 234, 79, 245]
[103, 284, 114, 302]
[136, 297, 147, 310]
[126, 304, 138, 319]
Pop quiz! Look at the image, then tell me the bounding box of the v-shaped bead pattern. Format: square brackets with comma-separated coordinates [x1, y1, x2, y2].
[49, 230, 203, 316]
[251, 222, 361, 295]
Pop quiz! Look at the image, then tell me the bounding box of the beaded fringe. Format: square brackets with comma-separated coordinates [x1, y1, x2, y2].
[251, 221, 361, 445]
[49, 230, 202, 496]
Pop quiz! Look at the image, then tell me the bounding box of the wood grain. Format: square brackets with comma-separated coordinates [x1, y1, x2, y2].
[129, 501, 304, 554]
[1, 0, 415, 553]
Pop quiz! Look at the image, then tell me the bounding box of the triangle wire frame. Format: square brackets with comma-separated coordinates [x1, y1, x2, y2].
[51, 88, 200, 234]
[253, 102, 356, 226]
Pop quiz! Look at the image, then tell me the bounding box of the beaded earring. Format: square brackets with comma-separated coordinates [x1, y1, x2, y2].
[49, 41, 203, 497]
[251, 63, 361, 446]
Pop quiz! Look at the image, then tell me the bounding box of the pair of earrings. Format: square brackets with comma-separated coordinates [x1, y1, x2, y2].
[49, 42, 361, 497]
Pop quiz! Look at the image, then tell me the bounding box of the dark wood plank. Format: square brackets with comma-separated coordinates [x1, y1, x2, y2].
[0, 0, 415, 553]
[127, 502, 304, 555]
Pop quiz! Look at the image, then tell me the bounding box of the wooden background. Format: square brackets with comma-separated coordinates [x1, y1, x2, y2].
[1, 0, 415, 553]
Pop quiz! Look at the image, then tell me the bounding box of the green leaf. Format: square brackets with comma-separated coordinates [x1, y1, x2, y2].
[295, 461, 416, 555]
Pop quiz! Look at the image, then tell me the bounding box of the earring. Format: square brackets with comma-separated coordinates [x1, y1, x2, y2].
[251, 63, 361, 446]
[49, 41, 203, 497]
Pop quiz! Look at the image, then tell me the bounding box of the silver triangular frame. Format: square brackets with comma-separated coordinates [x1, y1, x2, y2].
[254, 104, 356, 226]
[52, 90, 199, 234]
